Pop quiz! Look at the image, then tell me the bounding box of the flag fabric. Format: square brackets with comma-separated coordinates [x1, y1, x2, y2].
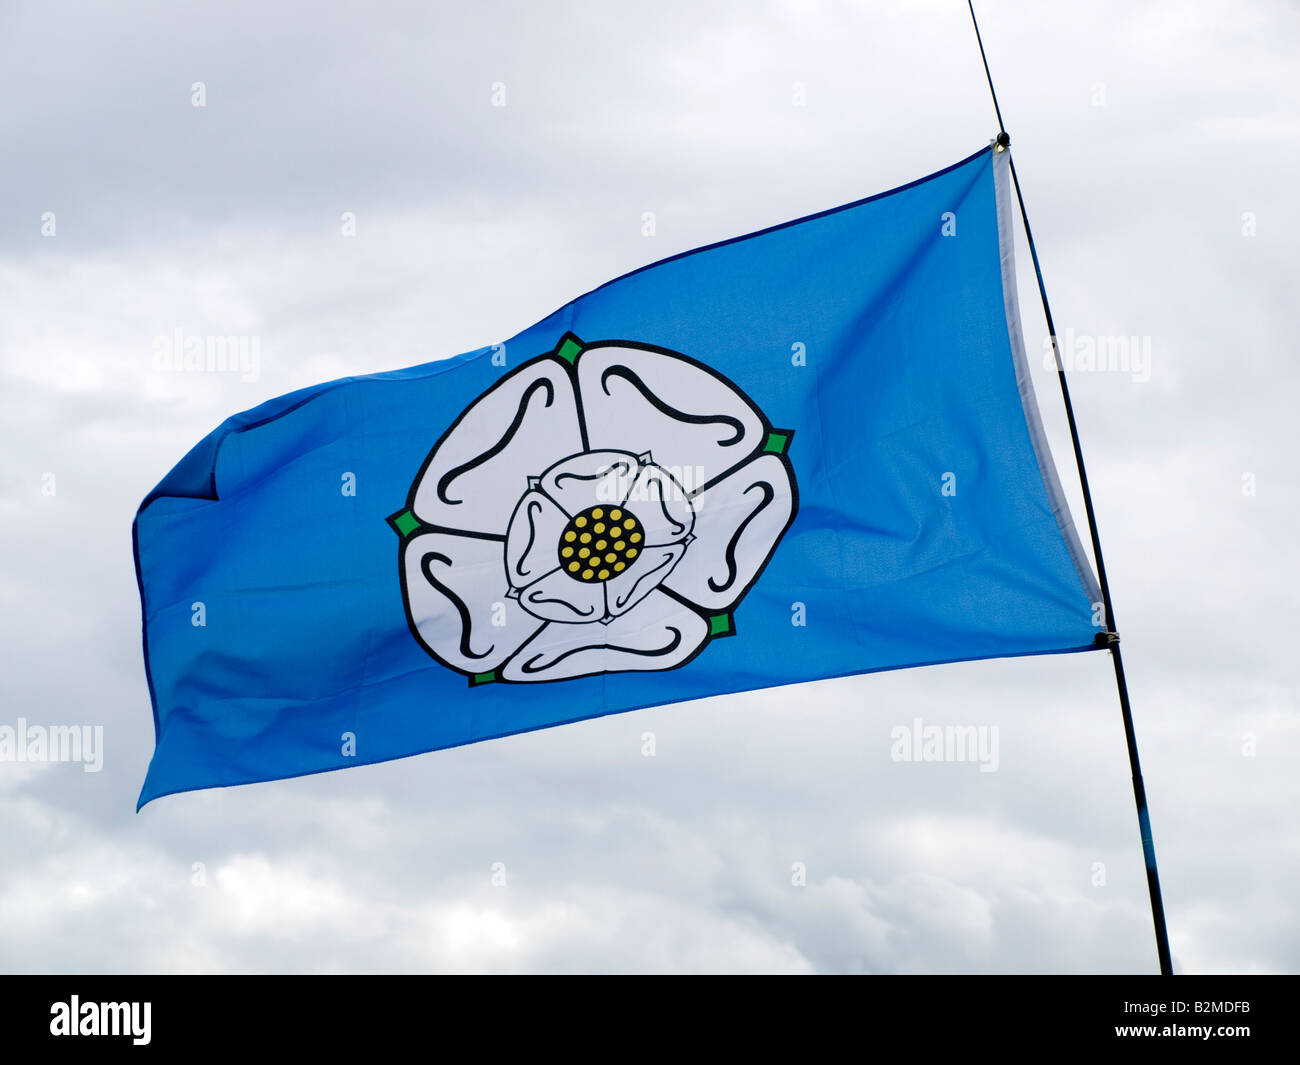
[134, 145, 1103, 807]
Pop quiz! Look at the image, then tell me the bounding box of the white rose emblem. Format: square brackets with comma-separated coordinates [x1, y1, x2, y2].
[389, 335, 797, 685]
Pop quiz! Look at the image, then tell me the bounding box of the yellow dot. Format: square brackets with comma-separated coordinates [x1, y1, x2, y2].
[568, 561, 580, 572]
[605, 552, 617, 563]
[582, 569, 594, 580]
[592, 508, 603, 519]
[562, 547, 573, 558]
[580, 532, 591, 543]
[614, 561, 626, 572]
[630, 532, 641, 543]
[614, 540, 626, 551]
[564, 530, 576, 542]
[578, 547, 590, 559]
[595, 539, 607, 550]
[627, 548, 638, 559]
[598, 569, 609, 580]
[610, 509, 622, 521]
[594, 522, 605, 533]
[575, 516, 587, 528]
[623, 518, 636, 529]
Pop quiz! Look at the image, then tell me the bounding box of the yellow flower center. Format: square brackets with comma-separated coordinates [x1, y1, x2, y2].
[559, 505, 641, 583]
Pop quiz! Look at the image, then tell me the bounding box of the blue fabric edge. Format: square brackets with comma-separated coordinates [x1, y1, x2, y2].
[138, 639, 1099, 810]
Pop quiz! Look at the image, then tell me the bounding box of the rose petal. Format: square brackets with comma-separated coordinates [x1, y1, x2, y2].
[603, 541, 685, 618]
[538, 449, 640, 517]
[504, 490, 569, 589]
[516, 568, 606, 625]
[576, 344, 766, 493]
[501, 590, 708, 683]
[662, 453, 795, 612]
[622, 462, 695, 546]
[403, 530, 543, 674]
[412, 359, 582, 536]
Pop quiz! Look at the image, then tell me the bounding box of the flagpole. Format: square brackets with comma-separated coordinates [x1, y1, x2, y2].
[966, 0, 1174, 976]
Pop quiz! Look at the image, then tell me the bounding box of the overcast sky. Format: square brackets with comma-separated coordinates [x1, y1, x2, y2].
[2, 0, 1296, 974]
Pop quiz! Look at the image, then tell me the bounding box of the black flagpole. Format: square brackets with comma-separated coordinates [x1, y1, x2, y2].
[966, 0, 1174, 975]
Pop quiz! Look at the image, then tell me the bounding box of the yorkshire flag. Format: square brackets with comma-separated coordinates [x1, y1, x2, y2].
[134, 145, 1103, 807]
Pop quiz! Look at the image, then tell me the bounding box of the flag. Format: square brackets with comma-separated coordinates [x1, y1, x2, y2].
[134, 145, 1103, 807]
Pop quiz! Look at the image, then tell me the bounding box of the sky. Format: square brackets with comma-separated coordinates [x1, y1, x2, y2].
[1, 0, 1297, 974]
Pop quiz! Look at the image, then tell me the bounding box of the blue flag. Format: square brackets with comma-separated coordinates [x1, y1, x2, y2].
[135, 145, 1102, 807]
